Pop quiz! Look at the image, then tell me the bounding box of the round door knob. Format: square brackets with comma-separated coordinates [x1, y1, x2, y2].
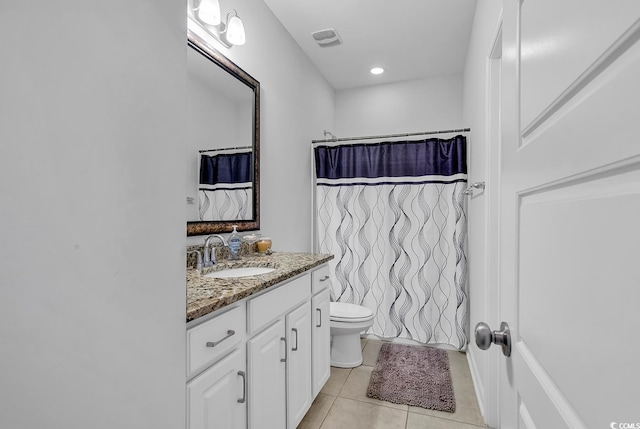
[474, 321, 512, 357]
[474, 322, 493, 350]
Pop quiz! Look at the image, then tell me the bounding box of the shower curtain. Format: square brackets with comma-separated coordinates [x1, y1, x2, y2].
[314, 136, 469, 349]
[199, 149, 253, 221]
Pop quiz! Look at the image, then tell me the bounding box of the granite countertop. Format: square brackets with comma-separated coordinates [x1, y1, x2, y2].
[187, 251, 333, 322]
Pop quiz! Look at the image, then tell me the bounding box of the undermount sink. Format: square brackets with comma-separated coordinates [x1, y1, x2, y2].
[203, 266, 276, 279]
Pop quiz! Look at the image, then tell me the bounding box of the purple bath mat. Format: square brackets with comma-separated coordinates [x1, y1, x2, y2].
[366, 343, 456, 412]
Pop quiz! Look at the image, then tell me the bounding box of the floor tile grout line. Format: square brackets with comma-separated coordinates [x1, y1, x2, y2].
[316, 394, 337, 429]
[406, 410, 487, 428]
[337, 393, 409, 412]
[335, 365, 412, 412]
[334, 368, 352, 397]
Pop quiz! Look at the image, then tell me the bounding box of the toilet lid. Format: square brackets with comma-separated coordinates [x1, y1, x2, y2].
[330, 302, 373, 320]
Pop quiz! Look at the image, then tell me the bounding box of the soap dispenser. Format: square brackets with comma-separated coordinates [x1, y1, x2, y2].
[228, 225, 242, 260]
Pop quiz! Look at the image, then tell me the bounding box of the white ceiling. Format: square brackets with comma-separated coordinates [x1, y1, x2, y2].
[263, 0, 478, 90]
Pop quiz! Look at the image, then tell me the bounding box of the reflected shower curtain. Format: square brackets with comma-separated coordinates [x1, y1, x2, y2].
[314, 136, 469, 349]
[199, 149, 253, 221]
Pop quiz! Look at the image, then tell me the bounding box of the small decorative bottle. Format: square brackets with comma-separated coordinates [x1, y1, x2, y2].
[228, 225, 242, 260]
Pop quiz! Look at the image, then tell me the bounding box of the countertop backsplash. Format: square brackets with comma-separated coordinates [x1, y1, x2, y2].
[186, 242, 256, 268]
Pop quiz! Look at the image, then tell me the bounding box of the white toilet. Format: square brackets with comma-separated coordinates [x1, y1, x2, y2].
[329, 302, 375, 368]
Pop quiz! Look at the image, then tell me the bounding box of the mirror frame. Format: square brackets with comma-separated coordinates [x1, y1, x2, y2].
[186, 28, 260, 236]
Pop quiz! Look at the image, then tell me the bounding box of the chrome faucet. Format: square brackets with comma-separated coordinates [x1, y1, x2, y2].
[203, 234, 228, 267]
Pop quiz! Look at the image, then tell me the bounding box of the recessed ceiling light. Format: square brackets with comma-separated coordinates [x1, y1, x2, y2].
[370, 67, 384, 75]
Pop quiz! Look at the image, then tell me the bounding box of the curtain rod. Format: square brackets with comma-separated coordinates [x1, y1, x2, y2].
[311, 128, 470, 144]
[199, 145, 252, 153]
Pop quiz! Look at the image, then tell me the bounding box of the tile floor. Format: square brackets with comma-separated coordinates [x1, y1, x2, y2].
[298, 338, 487, 429]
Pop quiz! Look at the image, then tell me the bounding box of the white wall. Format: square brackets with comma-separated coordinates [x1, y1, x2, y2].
[0, 2, 186, 429]
[461, 1, 503, 427]
[334, 74, 463, 138]
[186, 0, 336, 251]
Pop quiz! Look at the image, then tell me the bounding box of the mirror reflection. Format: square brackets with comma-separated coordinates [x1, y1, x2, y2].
[186, 31, 260, 236]
[188, 46, 253, 221]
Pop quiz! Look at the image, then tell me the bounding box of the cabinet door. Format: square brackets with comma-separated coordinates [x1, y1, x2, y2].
[187, 347, 246, 429]
[311, 289, 331, 397]
[247, 319, 286, 429]
[286, 301, 312, 429]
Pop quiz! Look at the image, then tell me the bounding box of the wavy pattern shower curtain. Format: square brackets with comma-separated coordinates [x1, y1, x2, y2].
[314, 136, 469, 349]
[199, 149, 253, 221]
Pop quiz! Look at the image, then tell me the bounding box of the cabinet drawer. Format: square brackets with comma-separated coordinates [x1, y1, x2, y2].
[311, 265, 331, 295]
[187, 305, 245, 378]
[247, 275, 310, 335]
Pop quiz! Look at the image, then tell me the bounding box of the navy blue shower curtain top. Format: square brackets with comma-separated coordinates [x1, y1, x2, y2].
[314, 135, 467, 183]
[200, 152, 253, 185]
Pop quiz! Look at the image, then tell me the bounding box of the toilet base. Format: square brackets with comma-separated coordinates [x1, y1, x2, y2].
[330, 331, 365, 368]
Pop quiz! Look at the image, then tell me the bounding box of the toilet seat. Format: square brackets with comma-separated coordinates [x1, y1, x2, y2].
[330, 302, 373, 322]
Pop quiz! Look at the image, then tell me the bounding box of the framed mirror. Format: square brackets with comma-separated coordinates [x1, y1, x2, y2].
[186, 28, 260, 236]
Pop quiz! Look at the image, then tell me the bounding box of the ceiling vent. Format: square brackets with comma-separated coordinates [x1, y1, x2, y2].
[311, 28, 343, 48]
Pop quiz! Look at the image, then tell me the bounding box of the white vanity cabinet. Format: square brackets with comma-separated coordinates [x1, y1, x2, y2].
[186, 263, 331, 429]
[187, 304, 247, 429]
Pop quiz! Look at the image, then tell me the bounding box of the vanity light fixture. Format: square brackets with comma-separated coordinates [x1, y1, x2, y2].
[191, 0, 246, 48]
[370, 67, 385, 75]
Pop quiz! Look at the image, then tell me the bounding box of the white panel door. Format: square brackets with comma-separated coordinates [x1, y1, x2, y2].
[247, 319, 287, 429]
[495, 1, 640, 428]
[519, 0, 640, 127]
[286, 301, 312, 429]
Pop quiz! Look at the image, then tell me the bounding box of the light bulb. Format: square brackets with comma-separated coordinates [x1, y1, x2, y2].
[197, 0, 221, 26]
[226, 13, 246, 46]
[370, 67, 384, 75]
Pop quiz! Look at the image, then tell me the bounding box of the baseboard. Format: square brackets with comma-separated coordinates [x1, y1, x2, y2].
[466, 348, 486, 420]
